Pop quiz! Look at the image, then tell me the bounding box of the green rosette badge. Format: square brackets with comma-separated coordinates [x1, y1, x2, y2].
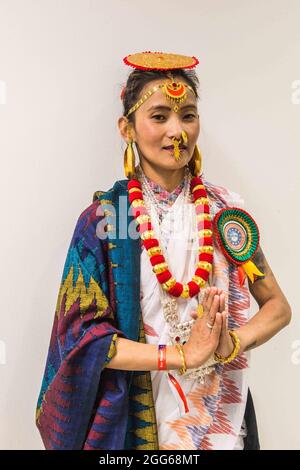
[213, 207, 264, 286]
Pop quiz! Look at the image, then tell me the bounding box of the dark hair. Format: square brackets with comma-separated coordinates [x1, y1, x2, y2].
[122, 68, 200, 124]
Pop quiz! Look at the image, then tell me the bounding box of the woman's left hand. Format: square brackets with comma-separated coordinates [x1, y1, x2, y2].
[214, 290, 234, 357]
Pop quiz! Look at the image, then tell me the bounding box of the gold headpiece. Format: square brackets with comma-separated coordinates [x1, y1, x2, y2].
[123, 51, 199, 71]
[123, 51, 199, 117]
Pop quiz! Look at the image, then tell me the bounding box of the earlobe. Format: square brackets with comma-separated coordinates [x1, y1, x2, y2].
[118, 116, 136, 143]
[118, 117, 129, 141]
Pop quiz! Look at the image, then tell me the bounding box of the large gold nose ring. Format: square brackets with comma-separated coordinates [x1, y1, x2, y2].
[181, 130, 188, 144]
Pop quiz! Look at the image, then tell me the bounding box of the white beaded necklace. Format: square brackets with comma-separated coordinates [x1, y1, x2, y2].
[136, 164, 191, 222]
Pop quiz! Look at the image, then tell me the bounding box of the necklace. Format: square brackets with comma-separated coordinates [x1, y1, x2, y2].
[128, 167, 214, 299]
[158, 291, 217, 383]
[136, 165, 190, 224]
[131, 165, 216, 383]
[135, 164, 191, 253]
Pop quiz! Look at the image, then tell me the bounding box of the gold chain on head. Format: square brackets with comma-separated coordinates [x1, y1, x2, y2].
[125, 80, 196, 117]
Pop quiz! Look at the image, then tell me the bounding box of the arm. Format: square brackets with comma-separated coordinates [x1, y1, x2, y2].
[235, 246, 292, 353]
[106, 338, 184, 371]
[107, 289, 224, 371]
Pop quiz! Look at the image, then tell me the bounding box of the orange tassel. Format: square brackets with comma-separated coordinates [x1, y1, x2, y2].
[238, 266, 247, 286]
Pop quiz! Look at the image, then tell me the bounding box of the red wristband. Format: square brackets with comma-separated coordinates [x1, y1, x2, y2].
[158, 344, 167, 370]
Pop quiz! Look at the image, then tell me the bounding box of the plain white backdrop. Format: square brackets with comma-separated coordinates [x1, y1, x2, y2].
[0, 0, 299, 450]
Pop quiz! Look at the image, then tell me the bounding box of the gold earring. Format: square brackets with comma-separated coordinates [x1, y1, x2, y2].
[189, 144, 202, 177]
[124, 139, 136, 179]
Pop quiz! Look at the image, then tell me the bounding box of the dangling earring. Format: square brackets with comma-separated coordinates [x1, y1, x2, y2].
[124, 139, 136, 179]
[189, 144, 202, 177]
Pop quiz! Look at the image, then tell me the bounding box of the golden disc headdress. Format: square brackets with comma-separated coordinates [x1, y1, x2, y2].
[122, 51, 199, 117]
[123, 51, 199, 71]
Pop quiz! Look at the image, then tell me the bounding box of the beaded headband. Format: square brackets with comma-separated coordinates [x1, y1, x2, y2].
[122, 51, 199, 117]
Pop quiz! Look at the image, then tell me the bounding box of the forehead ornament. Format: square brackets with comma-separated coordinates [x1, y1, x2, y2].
[122, 51, 199, 117]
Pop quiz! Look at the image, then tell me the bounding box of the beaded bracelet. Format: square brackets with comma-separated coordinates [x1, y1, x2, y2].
[214, 330, 240, 364]
[175, 343, 187, 375]
[158, 344, 167, 370]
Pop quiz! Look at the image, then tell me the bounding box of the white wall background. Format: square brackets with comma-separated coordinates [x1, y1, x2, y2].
[0, 0, 299, 450]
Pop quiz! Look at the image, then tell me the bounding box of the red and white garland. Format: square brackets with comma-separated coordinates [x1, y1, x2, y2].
[128, 176, 214, 298]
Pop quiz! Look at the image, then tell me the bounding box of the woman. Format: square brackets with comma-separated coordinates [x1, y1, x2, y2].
[35, 51, 291, 450]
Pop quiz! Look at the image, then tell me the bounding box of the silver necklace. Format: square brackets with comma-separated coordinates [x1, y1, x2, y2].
[136, 164, 191, 222]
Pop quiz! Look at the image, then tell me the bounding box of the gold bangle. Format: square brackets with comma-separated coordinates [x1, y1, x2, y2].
[175, 343, 187, 375]
[214, 330, 240, 364]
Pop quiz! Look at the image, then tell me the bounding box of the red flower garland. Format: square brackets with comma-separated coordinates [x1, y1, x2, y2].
[128, 176, 213, 298]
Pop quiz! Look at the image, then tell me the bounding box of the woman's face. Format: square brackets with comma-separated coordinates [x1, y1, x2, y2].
[127, 78, 200, 171]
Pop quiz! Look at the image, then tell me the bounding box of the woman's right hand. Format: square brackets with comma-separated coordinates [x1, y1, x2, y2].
[183, 287, 224, 369]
